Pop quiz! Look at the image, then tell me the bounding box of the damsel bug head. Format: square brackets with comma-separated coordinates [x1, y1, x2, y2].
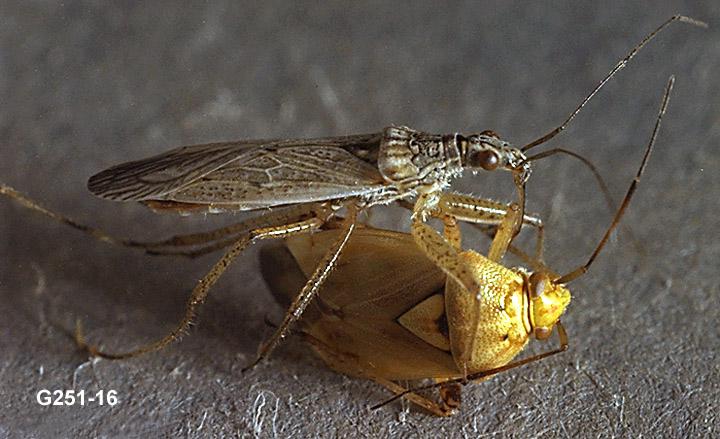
[526, 272, 571, 340]
[461, 130, 531, 182]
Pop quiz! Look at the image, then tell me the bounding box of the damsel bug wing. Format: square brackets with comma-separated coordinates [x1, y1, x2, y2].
[87, 134, 386, 208]
[286, 227, 446, 317]
[260, 229, 460, 380]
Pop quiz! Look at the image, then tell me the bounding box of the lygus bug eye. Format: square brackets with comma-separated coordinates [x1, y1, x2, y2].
[529, 272, 546, 297]
[468, 149, 500, 171]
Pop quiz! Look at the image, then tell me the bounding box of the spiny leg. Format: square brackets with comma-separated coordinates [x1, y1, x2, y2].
[411, 192, 542, 294]
[75, 206, 335, 360]
[242, 205, 359, 372]
[1, 183, 322, 257]
[435, 191, 545, 260]
[399, 198, 548, 271]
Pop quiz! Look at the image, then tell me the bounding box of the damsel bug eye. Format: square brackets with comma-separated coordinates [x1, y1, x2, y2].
[468, 149, 500, 170]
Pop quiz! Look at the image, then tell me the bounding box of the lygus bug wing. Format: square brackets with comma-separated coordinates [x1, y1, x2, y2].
[87, 134, 387, 209]
[261, 226, 463, 381]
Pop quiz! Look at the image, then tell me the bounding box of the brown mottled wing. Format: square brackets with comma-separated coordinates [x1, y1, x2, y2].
[260, 227, 459, 380]
[285, 227, 446, 320]
[87, 133, 385, 208]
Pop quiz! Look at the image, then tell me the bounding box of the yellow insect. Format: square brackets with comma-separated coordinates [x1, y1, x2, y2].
[260, 77, 674, 415]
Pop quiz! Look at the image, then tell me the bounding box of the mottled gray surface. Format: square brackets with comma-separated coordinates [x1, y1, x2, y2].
[1, 1, 718, 438]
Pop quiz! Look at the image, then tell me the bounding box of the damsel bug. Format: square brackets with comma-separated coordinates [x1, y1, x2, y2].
[260, 77, 675, 415]
[0, 17, 704, 369]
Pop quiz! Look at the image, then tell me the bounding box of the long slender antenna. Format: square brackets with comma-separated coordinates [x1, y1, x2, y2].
[556, 75, 675, 284]
[523, 146, 643, 257]
[521, 15, 706, 152]
[524, 147, 616, 213]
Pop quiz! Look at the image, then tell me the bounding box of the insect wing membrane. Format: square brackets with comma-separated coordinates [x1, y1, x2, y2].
[88, 134, 387, 209]
[285, 228, 444, 318]
[262, 227, 462, 380]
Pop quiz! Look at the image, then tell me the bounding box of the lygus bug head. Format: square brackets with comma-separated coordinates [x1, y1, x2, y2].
[460, 130, 531, 182]
[526, 272, 571, 340]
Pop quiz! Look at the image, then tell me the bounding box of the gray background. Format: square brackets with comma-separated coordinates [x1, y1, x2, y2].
[1, 1, 718, 437]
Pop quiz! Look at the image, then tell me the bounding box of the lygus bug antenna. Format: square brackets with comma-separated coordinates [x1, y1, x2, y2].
[371, 75, 675, 413]
[522, 15, 706, 153]
[556, 75, 674, 284]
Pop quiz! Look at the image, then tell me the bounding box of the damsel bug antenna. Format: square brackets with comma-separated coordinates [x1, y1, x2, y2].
[523, 147, 616, 217]
[555, 76, 674, 284]
[522, 15, 706, 153]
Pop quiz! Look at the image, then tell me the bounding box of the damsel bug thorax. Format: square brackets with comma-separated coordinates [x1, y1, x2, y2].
[377, 126, 529, 191]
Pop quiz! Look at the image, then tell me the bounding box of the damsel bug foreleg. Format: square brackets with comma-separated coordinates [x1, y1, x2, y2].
[411, 191, 541, 294]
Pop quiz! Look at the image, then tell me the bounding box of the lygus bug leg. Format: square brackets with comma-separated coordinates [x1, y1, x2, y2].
[372, 322, 570, 412]
[300, 330, 457, 417]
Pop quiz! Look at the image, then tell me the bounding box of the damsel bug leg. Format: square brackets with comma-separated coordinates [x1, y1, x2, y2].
[411, 192, 542, 293]
[1, 184, 139, 248]
[76, 204, 337, 359]
[441, 216, 462, 251]
[411, 206, 480, 298]
[0, 184, 324, 258]
[434, 192, 543, 232]
[243, 205, 358, 372]
[398, 198, 544, 269]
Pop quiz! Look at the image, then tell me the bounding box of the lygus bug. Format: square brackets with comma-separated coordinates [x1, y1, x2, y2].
[260, 78, 675, 416]
[0, 17, 702, 370]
